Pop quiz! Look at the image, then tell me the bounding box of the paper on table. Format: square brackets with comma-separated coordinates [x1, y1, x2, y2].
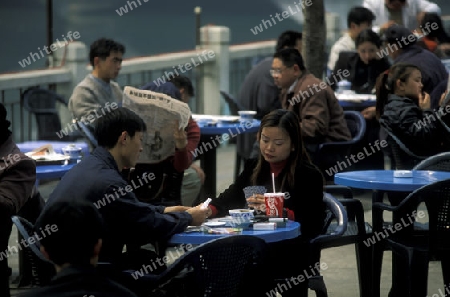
[25, 144, 70, 163]
[335, 93, 376, 102]
[192, 114, 240, 122]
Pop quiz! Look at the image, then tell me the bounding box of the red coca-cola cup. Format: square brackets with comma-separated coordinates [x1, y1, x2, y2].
[264, 193, 285, 218]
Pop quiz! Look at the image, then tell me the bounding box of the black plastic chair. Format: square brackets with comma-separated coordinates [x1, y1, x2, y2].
[309, 186, 372, 297]
[372, 179, 450, 297]
[413, 152, 450, 171]
[23, 87, 82, 141]
[314, 111, 367, 182]
[11, 216, 56, 287]
[219, 90, 244, 115]
[308, 193, 348, 297]
[77, 121, 98, 150]
[126, 235, 269, 297]
[385, 131, 426, 170]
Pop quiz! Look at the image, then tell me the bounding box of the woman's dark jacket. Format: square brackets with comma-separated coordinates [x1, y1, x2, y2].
[210, 159, 325, 240]
[379, 93, 450, 156]
[329, 51, 391, 94]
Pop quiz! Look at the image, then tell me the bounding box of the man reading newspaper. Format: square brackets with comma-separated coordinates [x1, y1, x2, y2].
[122, 86, 191, 206]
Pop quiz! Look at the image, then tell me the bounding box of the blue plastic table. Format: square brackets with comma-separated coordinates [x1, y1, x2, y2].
[336, 93, 375, 110]
[335, 169, 450, 297]
[36, 163, 76, 180]
[198, 119, 260, 135]
[334, 170, 450, 192]
[17, 141, 90, 157]
[197, 119, 260, 197]
[169, 220, 300, 245]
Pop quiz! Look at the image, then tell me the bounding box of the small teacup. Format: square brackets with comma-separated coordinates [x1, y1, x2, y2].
[229, 209, 254, 228]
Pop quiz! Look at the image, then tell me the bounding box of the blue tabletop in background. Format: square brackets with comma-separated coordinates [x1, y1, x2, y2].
[17, 141, 90, 157]
[169, 220, 300, 245]
[335, 170, 450, 192]
[36, 163, 76, 180]
[198, 119, 260, 135]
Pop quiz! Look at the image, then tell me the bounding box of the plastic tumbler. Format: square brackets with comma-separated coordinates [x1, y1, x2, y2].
[264, 193, 285, 218]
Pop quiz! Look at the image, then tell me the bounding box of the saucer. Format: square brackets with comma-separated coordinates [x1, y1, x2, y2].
[203, 221, 227, 227]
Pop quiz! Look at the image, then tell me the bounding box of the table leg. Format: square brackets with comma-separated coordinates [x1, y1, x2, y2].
[371, 190, 386, 297]
[200, 143, 217, 198]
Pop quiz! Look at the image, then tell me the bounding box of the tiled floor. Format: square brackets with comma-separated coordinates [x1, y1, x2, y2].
[9, 143, 447, 296]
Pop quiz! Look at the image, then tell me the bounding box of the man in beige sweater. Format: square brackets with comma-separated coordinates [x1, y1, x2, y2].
[69, 38, 125, 122]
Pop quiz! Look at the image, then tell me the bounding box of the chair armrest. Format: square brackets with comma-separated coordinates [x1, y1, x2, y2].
[339, 198, 367, 235]
[372, 202, 396, 212]
[325, 185, 353, 198]
[318, 140, 356, 151]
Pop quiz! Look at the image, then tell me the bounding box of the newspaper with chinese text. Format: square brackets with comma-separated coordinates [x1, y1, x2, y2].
[122, 86, 191, 163]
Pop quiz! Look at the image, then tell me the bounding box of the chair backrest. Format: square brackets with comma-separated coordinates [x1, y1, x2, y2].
[11, 216, 56, 287]
[148, 235, 269, 296]
[390, 179, 450, 255]
[413, 152, 450, 171]
[220, 91, 244, 115]
[343, 110, 366, 143]
[314, 112, 366, 181]
[385, 132, 425, 170]
[23, 87, 68, 141]
[77, 121, 98, 149]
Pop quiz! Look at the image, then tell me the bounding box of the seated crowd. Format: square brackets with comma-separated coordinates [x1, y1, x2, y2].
[2, 1, 450, 296]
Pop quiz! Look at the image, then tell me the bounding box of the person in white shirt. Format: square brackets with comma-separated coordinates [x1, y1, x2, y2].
[363, 0, 441, 32]
[327, 6, 376, 72]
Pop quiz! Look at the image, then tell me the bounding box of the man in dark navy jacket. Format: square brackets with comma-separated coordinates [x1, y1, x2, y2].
[41, 107, 208, 269]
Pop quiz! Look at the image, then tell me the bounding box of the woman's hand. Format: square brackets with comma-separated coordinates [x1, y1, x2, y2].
[439, 91, 449, 106]
[419, 92, 431, 110]
[246, 194, 266, 212]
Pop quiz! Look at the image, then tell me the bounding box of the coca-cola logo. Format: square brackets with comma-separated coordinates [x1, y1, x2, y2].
[267, 197, 278, 216]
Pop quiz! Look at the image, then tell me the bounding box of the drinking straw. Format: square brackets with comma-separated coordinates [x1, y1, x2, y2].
[272, 173, 276, 193]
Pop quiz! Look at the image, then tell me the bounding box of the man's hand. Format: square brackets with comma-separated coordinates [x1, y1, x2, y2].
[419, 92, 431, 110]
[361, 106, 376, 120]
[186, 205, 209, 226]
[164, 206, 190, 213]
[191, 163, 205, 185]
[173, 121, 188, 149]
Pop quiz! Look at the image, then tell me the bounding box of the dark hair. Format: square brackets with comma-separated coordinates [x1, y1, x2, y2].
[251, 109, 311, 189]
[35, 200, 104, 266]
[382, 24, 417, 48]
[94, 107, 147, 149]
[355, 29, 382, 48]
[347, 6, 375, 29]
[421, 13, 450, 43]
[0, 103, 11, 144]
[375, 63, 421, 119]
[89, 38, 126, 67]
[273, 48, 306, 71]
[141, 81, 182, 100]
[275, 30, 303, 52]
[168, 75, 195, 97]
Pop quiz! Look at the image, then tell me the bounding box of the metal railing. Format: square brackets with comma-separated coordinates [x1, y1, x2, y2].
[0, 35, 275, 142]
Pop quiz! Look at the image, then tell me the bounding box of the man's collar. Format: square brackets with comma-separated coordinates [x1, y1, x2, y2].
[287, 78, 298, 94]
[89, 74, 111, 88]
